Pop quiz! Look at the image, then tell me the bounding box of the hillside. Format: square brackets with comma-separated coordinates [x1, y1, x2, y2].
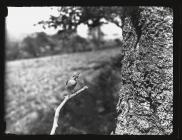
[5, 47, 121, 134]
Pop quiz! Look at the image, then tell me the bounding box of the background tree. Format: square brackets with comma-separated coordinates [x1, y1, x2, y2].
[37, 7, 126, 48]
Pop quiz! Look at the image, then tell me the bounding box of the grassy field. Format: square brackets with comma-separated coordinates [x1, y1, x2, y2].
[5, 47, 121, 134]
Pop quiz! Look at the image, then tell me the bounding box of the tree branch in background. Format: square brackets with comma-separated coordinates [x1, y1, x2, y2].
[50, 86, 88, 135]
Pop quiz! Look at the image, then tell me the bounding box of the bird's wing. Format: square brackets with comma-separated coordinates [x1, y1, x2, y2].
[65, 80, 68, 85]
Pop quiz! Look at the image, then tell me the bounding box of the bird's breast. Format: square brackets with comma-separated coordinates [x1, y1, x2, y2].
[68, 79, 77, 85]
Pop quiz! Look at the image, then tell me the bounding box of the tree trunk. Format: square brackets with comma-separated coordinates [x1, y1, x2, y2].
[114, 7, 173, 135]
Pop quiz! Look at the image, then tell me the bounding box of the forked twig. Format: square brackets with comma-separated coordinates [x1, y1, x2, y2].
[50, 86, 88, 135]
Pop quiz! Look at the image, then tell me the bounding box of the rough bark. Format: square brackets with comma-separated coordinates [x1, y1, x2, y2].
[115, 7, 173, 135]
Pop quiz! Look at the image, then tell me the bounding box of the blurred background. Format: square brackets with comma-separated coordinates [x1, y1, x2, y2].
[5, 7, 123, 134]
[5, 7, 123, 61]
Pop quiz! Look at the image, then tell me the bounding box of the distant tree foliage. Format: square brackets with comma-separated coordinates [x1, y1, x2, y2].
[37, 7, 126, 31]
[115, 7, 173, 135]
[37, 7, 137, 47]
[6, 31, 121, 61]
[6, 41, 21, 60]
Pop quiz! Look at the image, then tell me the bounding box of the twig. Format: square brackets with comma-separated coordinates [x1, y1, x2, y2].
[50, 86, 88, 135]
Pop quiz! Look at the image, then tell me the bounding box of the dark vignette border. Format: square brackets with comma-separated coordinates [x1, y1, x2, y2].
[0, 0, 180, 140]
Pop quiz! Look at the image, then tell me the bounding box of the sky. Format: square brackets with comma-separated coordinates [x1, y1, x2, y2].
[6, 7, 123, 41]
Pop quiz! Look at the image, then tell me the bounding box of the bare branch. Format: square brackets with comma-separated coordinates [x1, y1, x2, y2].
[50, 86, 88, 135]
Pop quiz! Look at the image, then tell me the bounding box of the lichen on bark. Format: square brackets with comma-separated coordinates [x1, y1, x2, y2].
[115, 7, 173, 135]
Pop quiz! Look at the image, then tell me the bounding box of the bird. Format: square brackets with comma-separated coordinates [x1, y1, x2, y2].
[66, 72, 80, 94]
